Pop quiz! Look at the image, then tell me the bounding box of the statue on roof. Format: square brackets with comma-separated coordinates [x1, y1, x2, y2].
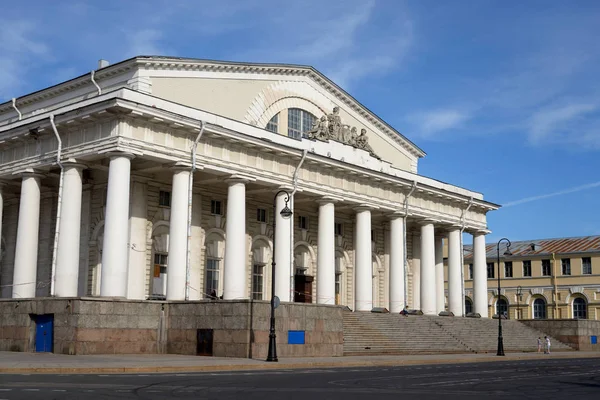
[306, 107, 380, 159]
[327, 106, 342, 141]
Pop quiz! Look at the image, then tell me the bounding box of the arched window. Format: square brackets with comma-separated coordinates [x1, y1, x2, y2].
[573, 297, 587, 319]
[533, 298, 546, 319]
[465, 298, 473, 314]
[288, 108, 316, 139]
[266, 113, 279, 133]
[496, 298, 508, 317]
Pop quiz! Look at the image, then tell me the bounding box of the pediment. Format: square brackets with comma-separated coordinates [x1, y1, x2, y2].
[142, 58, 424, 172]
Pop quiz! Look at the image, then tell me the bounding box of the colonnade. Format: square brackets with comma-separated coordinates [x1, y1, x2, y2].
[2, 153, 489, 318]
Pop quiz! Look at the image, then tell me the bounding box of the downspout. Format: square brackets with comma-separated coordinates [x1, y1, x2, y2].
[185, 121, 205, 300]
[459, 197, 474, 317]
[11, 98, 22, 120]
[403, 181, 417, 308]
[50, 115, 64, 296]
[289, 149, 308, 302]
[90, 71, 102, 95]
[552, 252, 558, 318]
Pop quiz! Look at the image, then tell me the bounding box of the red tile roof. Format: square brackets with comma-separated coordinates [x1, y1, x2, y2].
[463, 235, 600, 260]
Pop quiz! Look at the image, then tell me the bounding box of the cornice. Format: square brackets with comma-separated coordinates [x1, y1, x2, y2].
[1, 56, 425, 160]
[0, 88, 498, 215]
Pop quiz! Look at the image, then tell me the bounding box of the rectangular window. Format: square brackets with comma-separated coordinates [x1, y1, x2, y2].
[468, 264, 473, 280]
[153, 253, 168, 277]
[487, 262, 495, 279]
[266, 113, 279, 133]
[288, 108, 302, 139]
[523, 260, 532, 277]
[542, 259, 551, 276]
[504, 261, 513, 278]
[299, 215, 308, 230]
[252, 264, 264, 300]
[256, 208, 267, 223]
[334, 223, 343, 236]
[562, 258, 571, 276]
[582, 257, 592, 275]
[205, 259, 220, 298]
[210, 200, 222, 215]
[159, 190, 171, 207]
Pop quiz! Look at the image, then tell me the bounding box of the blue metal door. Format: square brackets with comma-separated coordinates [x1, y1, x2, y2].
[35, 314, 54, 352]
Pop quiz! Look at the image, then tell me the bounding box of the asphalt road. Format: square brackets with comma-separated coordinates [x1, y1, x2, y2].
[0, 357, 599, 399]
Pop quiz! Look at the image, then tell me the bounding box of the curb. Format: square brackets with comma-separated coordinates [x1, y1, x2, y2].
[1, 352, 598, 374]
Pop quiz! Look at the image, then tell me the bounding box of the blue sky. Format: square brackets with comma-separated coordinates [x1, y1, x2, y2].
[1, 0, 599, 244]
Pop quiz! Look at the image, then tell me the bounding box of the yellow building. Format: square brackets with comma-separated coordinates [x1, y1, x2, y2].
[458, 236, 600, 320]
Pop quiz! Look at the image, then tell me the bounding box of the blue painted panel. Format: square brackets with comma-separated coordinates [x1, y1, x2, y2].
[591, 336, 597, 345]
[35, 314, 54, 352]
[288, 330, 305, 345]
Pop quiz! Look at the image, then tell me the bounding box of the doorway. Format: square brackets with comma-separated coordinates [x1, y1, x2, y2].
[34, 314, 54, 352]
[294, 274, 313, 303]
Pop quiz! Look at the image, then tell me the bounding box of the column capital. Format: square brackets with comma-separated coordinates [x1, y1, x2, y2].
[225, 174, 255, 184]
[12, 168, 45, 179]
[316, 195, 342, 205]
[104, 151, 136, 161]
[468, 228, 491, 236]
[354, 203, 379, 212]
[388, 210, 406, 219]
[416, 217, 437, 227]
[61, 158, 87, 170]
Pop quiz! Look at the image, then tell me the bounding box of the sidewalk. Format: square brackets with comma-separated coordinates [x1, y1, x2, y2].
[1, 351, 599, 374]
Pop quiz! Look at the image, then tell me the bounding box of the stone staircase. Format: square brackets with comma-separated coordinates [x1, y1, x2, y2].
[343, 312, 573, 356]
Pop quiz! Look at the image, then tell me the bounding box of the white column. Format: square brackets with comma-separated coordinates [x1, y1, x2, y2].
[412, 233, 421, 310]
[223, 178, 247, 300]
[355, 207, 372, 311]
[275, 190, 292, 302]
[100, 154, 133, 297]
[389, 214, 405, 313]
[317, 199, 335, 304]
[435, 235, 444, 314]
[54, 163, 85, 297]
[473, 231, 488, 317]
[420, 221, 436, 315]
[166, 168, 191, 300]
[12, 173, 42, 299]
[127, 179, 148, 300]
[447, 227, 463, 315]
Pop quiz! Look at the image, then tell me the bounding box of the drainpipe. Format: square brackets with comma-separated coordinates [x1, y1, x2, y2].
[552, 252, 558, 319]
[185, 121, 205, 301]
[12, 98, 22, 120]
[289, 149, 308, 302]
[403, 181, 417, 307]
[459, 197, 474, 317]
[90, 71, 102, 95]
[49, 115, 64, 296]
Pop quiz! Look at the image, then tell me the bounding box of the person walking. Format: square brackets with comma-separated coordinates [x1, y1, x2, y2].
[545, 336, 551, 354]
[537, 337, 542, 353]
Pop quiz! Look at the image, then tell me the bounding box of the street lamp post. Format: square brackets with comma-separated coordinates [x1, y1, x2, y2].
[266, 190, 293, 362]
[516, 285, 522, 320]
[496, 238, 512, 357]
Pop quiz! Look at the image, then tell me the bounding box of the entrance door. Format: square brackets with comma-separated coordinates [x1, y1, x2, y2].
[35, 314, 54, 352]
[294, 275, 313, 303]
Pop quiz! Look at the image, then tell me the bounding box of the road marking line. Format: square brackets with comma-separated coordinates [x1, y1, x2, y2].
[52, 389, 66, 392]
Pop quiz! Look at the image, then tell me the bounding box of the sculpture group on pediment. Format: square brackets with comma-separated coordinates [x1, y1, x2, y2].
[306, 107, 380, 159]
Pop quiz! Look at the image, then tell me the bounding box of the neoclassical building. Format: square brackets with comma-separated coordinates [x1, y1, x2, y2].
[0, 56, 498, 316]
[460, 235, 600, 320]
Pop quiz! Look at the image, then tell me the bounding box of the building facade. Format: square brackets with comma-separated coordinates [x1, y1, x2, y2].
[460, 236, 600, 320]
[0, 56, 498, 316]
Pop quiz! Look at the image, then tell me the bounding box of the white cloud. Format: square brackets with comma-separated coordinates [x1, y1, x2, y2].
[503, 181, 600, 207]
[127, 29, 165, 57]
[528, 103, 597, 143]
[408, 109, 470, 138]
[0, 19, 49, 98]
